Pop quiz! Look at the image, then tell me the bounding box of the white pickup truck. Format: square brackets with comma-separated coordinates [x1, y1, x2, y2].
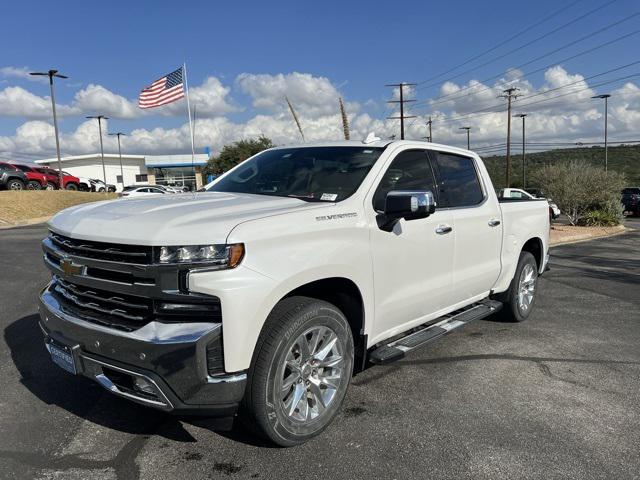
[38, 138, 549, 446]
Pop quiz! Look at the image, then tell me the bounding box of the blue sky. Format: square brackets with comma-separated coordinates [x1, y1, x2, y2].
[1, 0, 638, 159]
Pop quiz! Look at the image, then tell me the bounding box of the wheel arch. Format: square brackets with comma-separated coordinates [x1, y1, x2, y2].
[269, 277, 367, 373]
[521, 236, 543, 271]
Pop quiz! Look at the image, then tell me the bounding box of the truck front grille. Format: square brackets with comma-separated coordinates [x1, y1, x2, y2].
[49, 277, 222, 332]
[49, 232, 153, 265]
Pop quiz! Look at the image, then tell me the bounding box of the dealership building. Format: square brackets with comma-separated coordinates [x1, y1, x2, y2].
[35, 153, 209, 191]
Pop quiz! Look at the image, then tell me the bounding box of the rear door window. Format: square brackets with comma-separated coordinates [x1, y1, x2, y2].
[430, 152, 484, 208]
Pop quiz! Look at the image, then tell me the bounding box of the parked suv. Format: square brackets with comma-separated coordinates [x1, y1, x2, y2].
[8, 163, 48, 190]
[622, 187, 640, 216]
[34, 167, 80, 190]
[0, 163, 28, 190]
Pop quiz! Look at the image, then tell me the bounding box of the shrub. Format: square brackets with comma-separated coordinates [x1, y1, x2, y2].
[531, 160, 626, 226]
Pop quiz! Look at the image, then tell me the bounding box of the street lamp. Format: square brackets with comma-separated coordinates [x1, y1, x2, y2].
[108, 132, 126, 189]
[86, 115, 109, 188]
[30, 69, 67, 188]
[459, 126, 471, 150]
[591, 94, 611, 172]
[514, 114, 528, 188]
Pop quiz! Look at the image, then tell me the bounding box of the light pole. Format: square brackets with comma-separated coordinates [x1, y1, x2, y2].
[514, 114, 528, 188]
[86, 115, 109, 188]
[591, 94, 611, 171]
[30, 69, 67, 188]
[459, 126, 471, 150]
[108, 132, 126, 189]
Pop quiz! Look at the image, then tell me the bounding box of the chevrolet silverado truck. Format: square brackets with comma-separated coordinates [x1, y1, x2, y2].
[38, 138, 549, 446]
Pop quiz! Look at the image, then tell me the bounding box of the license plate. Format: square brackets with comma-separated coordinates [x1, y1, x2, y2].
[48, 342, 76, 375]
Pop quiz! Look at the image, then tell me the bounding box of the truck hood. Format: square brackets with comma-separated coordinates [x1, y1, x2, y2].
[49, 191, 320, 245]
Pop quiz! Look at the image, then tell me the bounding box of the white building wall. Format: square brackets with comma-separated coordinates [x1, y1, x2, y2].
[51, 158, 146, 191]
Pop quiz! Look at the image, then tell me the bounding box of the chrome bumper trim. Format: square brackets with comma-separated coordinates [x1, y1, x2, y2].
[41, 284, 220, 344]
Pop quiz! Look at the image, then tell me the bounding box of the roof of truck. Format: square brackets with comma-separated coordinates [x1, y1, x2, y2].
[270, 139, 476, 156]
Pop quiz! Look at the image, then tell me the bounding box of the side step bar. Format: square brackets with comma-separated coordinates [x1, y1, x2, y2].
[369, 299, 502, 365]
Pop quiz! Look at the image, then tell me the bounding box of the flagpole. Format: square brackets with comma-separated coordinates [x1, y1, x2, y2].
[183, 62, 196, 191]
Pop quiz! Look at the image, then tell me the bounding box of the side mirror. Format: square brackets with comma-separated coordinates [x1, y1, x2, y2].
[377, 190, 436, 231]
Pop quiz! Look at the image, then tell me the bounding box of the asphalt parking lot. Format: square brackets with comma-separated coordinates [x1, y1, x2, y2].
[1, 220, 639, 480]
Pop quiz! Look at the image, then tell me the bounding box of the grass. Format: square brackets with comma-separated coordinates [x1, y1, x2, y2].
[0, 190, 117, 225]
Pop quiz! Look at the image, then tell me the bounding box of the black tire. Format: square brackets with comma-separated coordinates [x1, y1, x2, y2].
[27, 180, 42, 190]
[6, 178, 25, 190]
[496, 251, 539, 322]
[242, 296, 354, 447]
[65, 183, 78, 191]
[46, 182, 56, 190]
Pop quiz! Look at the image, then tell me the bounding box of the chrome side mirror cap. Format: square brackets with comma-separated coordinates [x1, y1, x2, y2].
[377, 190, 436, 231]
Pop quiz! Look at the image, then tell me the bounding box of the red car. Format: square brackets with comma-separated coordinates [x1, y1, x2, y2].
[5, 163, 48, 190]
[34, 166, 80, 190]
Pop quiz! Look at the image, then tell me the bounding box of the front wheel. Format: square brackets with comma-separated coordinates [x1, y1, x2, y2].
[65, 183, 78, 191]
[6, 179, 25, 190]
[243, 296, 354, 446]
[45, 182, 56, 190]
[497, 251, 539, 322]
[27, 180, 42, 190]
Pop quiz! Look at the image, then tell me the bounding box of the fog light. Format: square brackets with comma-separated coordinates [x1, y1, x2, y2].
[133, 377, 156, 396]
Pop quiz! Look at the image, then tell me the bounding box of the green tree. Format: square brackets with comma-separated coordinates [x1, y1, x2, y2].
[204, 136, 274, 176]
[531, 160, 626, 226]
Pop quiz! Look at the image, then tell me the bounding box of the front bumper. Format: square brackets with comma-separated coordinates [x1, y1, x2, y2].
[38, 284, 246, 416]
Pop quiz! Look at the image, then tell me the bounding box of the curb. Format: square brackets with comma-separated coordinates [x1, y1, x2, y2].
[0, 216, 51, 230]
[550, 226, 630, 247]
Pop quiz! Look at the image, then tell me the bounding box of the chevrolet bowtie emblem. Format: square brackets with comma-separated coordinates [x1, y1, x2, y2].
[61, 258, 84, 276]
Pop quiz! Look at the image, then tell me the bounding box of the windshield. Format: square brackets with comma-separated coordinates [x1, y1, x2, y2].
[207, 146, 384, 202]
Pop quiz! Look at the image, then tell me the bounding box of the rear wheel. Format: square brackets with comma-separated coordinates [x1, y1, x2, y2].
[7, 178, 25, 190]
[243, 296, 354, 446]
[497, 251, 539, 322]
[45, 182, 56, 190]
[27, 180, 42, 190]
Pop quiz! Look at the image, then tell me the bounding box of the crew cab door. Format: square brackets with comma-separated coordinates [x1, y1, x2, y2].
[430, 151, 503, 305]
[368, 148, 455, 341]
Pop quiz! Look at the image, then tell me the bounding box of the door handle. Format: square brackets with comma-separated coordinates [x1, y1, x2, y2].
[435, 225, 453, 235]
[488, 219, 501, 227]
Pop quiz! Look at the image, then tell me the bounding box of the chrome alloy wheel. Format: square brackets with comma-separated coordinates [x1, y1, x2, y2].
[278, 326, 345, 423]
[517, 263, 537, 312]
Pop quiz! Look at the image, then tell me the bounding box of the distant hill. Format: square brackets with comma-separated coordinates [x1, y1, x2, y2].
[482, 144, 640, 189]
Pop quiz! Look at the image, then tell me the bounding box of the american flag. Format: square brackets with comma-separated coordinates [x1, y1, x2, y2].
[138, 67, 185, 109]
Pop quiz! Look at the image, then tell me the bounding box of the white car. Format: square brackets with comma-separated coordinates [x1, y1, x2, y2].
[39, 138, 550, 446]
[499, 188, 561, 219]
[118, 185, 167, 197]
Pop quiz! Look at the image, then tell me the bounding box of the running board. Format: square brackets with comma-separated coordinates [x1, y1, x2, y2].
[368, 299, 503, 365]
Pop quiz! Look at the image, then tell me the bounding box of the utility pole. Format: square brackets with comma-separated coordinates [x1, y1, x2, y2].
[30, 69, 67, 188]
[86, 115, 109, 188]
[514, 114, 528, 188]
[108, 132, 126, 189]
[499, 87, 520, 187]
[426, 116, 433, 142]
[386, 83, 416, 140]
[591, 94, 611, 171]
[459, 126, 471, 150]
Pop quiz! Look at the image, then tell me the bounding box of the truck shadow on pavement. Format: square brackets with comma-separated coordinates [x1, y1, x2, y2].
[4, 314, 275, 450]
[5, 314, 195, 441]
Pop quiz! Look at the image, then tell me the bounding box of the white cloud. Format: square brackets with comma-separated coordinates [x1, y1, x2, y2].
[1, 67, 639, 160]
[0, 66, 47, 82]
[0, 86, 78, 118]
[73, 84, 139, 119]
[236, 72, 354, 118]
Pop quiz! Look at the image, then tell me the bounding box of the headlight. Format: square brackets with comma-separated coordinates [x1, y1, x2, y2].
[157, 243, 244, 268]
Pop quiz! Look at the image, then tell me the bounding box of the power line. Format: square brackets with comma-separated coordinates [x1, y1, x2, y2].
[386, 83, 416, 140]
[420, 72, 640, 127]
[416, 0, 620, 92]
[415, 0, 586, 87]
[412, 26, 640, 112]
